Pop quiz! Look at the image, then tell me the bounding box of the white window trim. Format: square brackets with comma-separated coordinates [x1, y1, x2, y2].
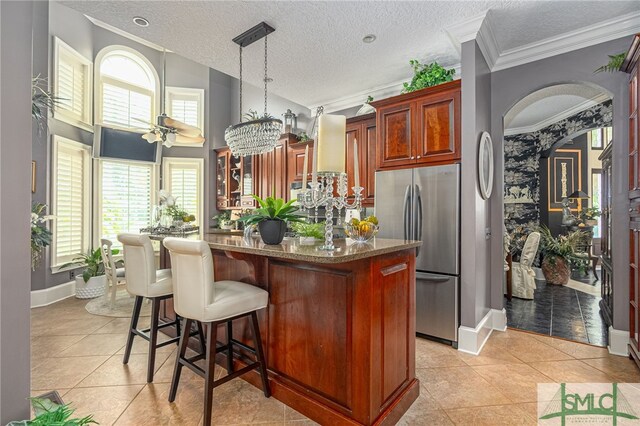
[94, 45, 160, 131]
[52, 37, 93, 132]
[165, 86, 205, 147]
[51, 135, 92, 270]
[93, 158, 159, 245]
[162, 157, 204, 235]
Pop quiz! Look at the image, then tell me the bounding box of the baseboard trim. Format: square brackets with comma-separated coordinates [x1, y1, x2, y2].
[31, 281, 75, 308]
[491, 308, 508, 332]
[608, 326, 629, 357]
[458, 309, 507, 355]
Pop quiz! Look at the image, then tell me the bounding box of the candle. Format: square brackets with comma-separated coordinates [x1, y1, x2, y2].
[353, 139, 360, 189]
[317, 115, 346, 173]
[311, 139, 318, 186]
[302, 144, 309, 190]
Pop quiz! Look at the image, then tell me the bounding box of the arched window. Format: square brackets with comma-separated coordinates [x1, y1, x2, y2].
[96, 46, 158, 129]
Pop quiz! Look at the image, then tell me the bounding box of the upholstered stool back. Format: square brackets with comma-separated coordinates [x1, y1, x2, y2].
[163, 238, 215, 321]
[117, 233, 157, 297]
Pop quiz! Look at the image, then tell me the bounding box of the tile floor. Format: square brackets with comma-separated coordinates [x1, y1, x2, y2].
[31, 297, 640, 425]
[505, 272, 608, 346]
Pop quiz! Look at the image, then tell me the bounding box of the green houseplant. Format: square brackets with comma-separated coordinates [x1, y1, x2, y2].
[291, 221, 325, 244]
[60, 247, 122, 299]
[402, 60, 456, 93]
[239, 195, 303, 244]
[212, 210, 234, 229]
[8, 397, 96, 426]
[581, 207, 601, 226]
[538, 226, 587, 285]
[31, 203, 54, 271]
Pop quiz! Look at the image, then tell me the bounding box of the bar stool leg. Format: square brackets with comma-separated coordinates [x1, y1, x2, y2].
[174, 313, 181, 346]
[250, 312, 270, 398]
[147, 297, 161, 383]
[169, 318, 192, 403]
[203, 322, 218, 426]
[197, 321, 206, 354]
[123, 296, 143, 364]
[226, 321, 234, 374]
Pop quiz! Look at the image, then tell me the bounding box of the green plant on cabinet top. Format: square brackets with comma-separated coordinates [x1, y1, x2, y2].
[402, 60, 456, 93]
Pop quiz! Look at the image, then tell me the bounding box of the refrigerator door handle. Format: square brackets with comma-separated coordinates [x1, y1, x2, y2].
[416, 272, 450, 282]
[415, 184, 423, 242]
[402, 185, 411, 240]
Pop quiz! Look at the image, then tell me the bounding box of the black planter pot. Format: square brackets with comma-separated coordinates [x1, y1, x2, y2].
[258, 219, 287, 245]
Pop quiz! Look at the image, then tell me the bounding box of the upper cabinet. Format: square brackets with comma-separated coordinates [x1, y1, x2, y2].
[372, 80, 461, 170]
[346, 114, 376, 207]
[215, 147, 257, 210]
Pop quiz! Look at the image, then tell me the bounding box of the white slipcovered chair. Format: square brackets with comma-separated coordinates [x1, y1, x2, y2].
[511, 231, 541, 300]
[100, 239, 126, 308]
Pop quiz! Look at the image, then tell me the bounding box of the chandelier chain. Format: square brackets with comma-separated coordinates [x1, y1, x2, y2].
[239, 45, 243, 122]
[264, 35, 268, 116]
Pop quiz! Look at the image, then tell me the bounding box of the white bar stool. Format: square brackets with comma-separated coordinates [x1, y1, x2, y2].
[117, 233, 202, 383]
[162, 238, 270, 426]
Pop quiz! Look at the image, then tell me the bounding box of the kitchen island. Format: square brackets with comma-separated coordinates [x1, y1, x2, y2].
[159, 234, 421, 425]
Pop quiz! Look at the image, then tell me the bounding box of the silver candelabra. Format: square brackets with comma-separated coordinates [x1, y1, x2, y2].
[297, 172, 364, 251]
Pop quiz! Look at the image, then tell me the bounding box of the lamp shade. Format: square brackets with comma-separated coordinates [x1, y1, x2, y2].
[567, 190, 590, 199]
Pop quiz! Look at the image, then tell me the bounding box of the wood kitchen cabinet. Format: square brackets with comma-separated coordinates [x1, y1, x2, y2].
[624, 34, 640, 369]
[256, 134, 290, 201]
[346, 113, 376, 206]
[215, 147, 257, 209]
[371, 80, 460, 170]
[286, 139, 313, 190]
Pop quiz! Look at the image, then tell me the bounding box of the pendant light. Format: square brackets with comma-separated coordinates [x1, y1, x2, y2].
[224, 22, 283, 157]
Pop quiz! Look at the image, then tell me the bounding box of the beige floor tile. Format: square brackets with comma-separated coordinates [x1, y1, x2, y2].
[486, 331, 574, 363]
[445, 404, 535, 425]
[76, 352, 173, 387]
[31, 334, 86, 359]
[115, 333, 179, 355]
[114, 382, 204, 426]
[416, 338, 467, 368]
[58, 333, 128, 357]
[581, 357, 640, 382]
[284, 406, 317, 424]
[397, 409, 453, 426]
[417, 367, 511, 409]
[31, 355, 109, 390]
[459, 344, 523, 366]
[528, 359, 616, 383]
[512, 402, 542, 423]
[63, 385, 144, 426]
[471, 363, 553, 403]
[31, 315, 114, 337]
[94, 316, 150, 334]
[205, 378, 285, 425]
[531, 335, 609, 359]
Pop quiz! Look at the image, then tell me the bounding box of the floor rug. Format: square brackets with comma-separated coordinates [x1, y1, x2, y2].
[85, 285, 151, 318]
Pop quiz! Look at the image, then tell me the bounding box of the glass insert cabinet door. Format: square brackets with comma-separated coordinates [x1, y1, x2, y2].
[241, 156, 256, 208]
[216, 151, 227, 208]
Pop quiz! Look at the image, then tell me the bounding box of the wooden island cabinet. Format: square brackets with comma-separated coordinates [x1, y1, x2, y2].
[158, 235, 421, 425]
[371, 80, 460, 170]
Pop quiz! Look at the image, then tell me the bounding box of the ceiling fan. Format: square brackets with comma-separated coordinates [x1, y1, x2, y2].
[140, 50, 205, 148]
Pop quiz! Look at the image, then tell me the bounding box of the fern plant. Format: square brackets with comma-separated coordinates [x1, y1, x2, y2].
[32, 75, 65, 132]
[291, 221, 325, 239]
[594, 53, 625, 73]
[402, 60, 455, 93]
[7, 398, 97, 426]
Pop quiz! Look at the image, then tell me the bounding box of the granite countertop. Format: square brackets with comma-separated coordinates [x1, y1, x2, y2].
[203, 234, 421, 264]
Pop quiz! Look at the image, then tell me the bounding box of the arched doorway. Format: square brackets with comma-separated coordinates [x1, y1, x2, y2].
[503, 82, 613, 346]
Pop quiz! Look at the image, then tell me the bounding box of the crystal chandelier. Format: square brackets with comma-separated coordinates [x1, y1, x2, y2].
[225, 22, 282, 157]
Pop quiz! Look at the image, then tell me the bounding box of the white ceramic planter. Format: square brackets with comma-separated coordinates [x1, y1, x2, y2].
[299, 237, 318, 245]
[75, 275, 107, 299]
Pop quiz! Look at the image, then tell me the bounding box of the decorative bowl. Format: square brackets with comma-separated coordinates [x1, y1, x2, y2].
[344, 223, 379, 243]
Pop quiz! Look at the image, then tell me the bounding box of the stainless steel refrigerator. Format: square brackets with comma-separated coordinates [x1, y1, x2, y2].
[375, 164, 460, 345]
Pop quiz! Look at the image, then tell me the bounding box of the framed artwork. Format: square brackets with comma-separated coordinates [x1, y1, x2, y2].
[31, 161, 36, 193]
[478, 132, 494, 200]
[548, 149, 582, 212]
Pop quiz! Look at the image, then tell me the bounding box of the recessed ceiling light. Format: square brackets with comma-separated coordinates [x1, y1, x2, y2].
[133, 16, 149, 27]
[362, 34, 376, 43]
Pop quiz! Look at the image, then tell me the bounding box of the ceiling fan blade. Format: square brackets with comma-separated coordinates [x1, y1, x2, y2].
[162, 116, 202, 137]
[175, 134, 205, 145]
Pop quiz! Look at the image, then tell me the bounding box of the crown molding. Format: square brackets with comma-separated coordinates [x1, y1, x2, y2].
[308, 64, 461, 114]
[476, 13, 499, 70]
[504, 93, 610, 136]
[445, 12, 488, 55]
[492, 10, 640, 71]
[84, 15, 170, 52]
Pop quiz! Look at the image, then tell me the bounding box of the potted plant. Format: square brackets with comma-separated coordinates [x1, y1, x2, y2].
[60, 247, 121, 299]
[292, 221, 325, 244]
[581, 207, 601, 226]
[539, 226, 587, 285]
[31, 203, 54, 271]
[402, 60, 456, 93]
[238, 195, 303, 244]
[212, 210, 234, 230]
[8, 397, 96, 426]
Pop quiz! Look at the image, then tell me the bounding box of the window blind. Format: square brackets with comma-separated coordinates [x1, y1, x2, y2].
[163, 158, 202, 225]
[170, 98, 199, 128]
[100, 161, 153, 246]
[57, 52, 85, 119]
[54, 140, 90, 266]
[101, 81, 152, 129]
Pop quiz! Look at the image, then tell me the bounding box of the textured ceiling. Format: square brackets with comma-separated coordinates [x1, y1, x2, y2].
[59, 1, 638, 109]
[505, 83, 610, 130]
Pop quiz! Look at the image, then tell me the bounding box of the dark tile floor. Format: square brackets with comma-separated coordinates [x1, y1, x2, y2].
[505, 271, 608, 347]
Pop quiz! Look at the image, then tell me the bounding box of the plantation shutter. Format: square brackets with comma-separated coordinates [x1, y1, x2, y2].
[54, 139, 90, 266]
[163, 158, 202, 225]
[57, 51, 85, 119]
[101, 78, 152, 129]
[170, 98, 199, 128]
[100, 160, 153, 246]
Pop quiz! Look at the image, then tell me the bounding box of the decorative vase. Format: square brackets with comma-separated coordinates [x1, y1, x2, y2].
[541, 255, 570, 285]
[299, 236, 317, 245]
[75, 275, 107, 299]
[258, 219, 287, 245]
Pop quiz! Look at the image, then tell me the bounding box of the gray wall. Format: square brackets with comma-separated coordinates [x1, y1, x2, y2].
[1, 1, 33, 421]
[460, 40, 492, 327]
[489, 37, 631, 331]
